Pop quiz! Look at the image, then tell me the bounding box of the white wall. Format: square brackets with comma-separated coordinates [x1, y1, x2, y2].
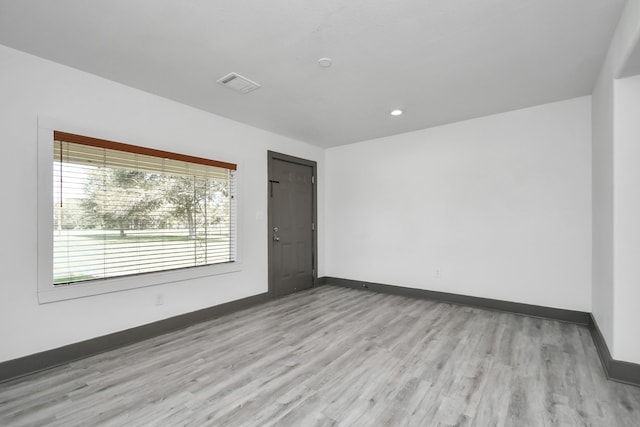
[326, 97, 592, 311]
[0, 44, 324, 363]
[613, 74, 640, 363]
[592, 37, 616, 354]
[591, 0, 640, 364]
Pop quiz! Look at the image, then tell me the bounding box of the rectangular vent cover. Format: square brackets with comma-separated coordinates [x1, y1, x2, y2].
[216, 72, 261, 93]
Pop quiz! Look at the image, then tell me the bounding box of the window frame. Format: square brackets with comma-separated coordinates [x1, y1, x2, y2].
[37, 118, 242, 304]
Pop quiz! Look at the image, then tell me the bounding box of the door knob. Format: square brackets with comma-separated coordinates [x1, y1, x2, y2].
[273, 235, 280, 242]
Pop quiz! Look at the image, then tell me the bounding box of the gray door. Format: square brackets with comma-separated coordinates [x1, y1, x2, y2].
[268, 152, 316, 297]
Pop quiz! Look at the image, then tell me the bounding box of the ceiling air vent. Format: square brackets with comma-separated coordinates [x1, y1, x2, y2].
[216, 72, 261, 93]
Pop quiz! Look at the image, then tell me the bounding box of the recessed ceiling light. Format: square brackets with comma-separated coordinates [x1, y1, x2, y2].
[318, 58, 333, 68]
[390, 109, 404, 116]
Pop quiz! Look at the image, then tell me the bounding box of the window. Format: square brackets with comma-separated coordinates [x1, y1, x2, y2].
[38, 124, 240, 302]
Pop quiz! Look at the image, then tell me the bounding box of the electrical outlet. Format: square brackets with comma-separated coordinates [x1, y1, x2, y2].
[155, 294, 164, 306]
[435, 269, 442, 279]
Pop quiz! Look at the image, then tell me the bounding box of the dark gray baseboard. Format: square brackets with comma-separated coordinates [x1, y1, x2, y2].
[322, 276, 591, 325]
[0, 292, 271, 384]
[589, 315, 640, 387]
[315, 276, 329, 286]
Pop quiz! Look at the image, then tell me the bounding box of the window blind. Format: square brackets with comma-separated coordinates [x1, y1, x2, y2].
[53, 131, 237, 285]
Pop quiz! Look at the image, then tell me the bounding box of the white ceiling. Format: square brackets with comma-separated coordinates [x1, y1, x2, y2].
[0, 0, 625, 147]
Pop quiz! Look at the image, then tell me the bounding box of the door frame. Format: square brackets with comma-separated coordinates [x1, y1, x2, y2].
[267, 151, 318, 298]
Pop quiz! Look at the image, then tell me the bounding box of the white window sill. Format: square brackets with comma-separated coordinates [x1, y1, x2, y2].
[38, 262, 242, 304]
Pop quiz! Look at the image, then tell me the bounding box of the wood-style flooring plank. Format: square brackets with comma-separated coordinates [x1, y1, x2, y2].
[1, 285, 639, 426]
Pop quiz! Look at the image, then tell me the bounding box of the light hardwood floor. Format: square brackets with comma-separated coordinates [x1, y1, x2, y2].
[1, 285, 639, 426]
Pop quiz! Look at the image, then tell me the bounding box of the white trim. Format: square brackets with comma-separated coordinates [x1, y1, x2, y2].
[37, 117, 242, 304]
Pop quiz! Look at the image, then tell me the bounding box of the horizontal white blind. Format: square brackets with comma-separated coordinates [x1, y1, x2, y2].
[53, 135, 236, 285]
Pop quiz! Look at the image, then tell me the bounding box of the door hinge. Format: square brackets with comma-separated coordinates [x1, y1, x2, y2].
[312, 223, 315, 231]
[311, 176, 315, 184]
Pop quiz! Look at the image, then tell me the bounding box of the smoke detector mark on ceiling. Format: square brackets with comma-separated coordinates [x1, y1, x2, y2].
[217, 72, 261, 93]
[318, 58, 333, 68]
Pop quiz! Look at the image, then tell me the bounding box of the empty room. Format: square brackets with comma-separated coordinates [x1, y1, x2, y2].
[1, 0, 640, 426]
